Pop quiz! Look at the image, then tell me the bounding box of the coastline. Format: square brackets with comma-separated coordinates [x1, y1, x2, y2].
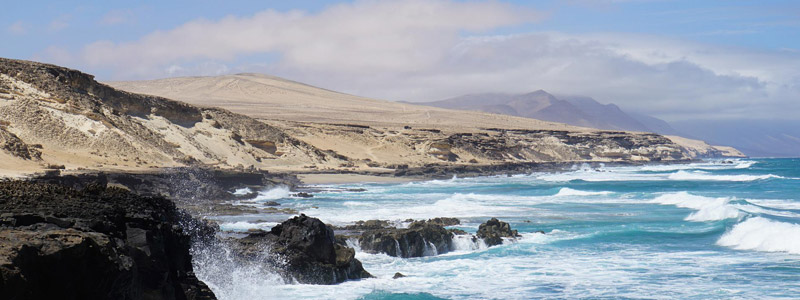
[3, 159, 706, 192]
[297, 173, 420, 185]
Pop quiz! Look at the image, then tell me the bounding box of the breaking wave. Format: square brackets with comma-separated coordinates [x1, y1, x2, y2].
[717, 217, 800, 255]
[652, 192, 742, 222]
[667, 171, 782, 182]
[253, 186, 291, 201]
[554, 188, 612, 197]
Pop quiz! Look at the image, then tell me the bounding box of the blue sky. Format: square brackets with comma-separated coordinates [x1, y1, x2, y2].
[2, 0, 799, 121]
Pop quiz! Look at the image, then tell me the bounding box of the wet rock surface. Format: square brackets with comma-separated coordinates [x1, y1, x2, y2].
[477, 218, 521, 246]
[358, 220, 459, 258]
[0, 181, 216, 300]
[351, 218, 524, 257]
[229, 214, 371, 284]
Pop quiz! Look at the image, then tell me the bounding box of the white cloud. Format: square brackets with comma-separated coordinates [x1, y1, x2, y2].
[43, 0, 800, 121]
[7, 21, 26, 35]
[79, 0, 540, 77]
[281, 31, 794, 120]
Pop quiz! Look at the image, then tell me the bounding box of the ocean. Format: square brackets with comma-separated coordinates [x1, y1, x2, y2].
[198, 158, 800, 299]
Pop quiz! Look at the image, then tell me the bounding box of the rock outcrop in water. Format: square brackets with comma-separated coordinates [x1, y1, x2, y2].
[358, 220, 461, 258]
[353, 218, 523, 257]
[231, 214, 371, 284]
[477, 218, 520, 246]
[0, 181, 216, 300]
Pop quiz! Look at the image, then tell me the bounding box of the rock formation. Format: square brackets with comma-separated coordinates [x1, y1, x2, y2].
[353, 218, 523, 257]
[230, 214, 371, 284]
[477, 218, 520, 246]
[0, 181, 216, 299]
[358, 220, 461, 258]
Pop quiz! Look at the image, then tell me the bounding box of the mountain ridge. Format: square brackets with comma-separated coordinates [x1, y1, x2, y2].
[0, 57, 744, 177]
[419, 90, 681, 134]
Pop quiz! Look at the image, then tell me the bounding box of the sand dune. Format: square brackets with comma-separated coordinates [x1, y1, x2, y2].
[109, 74, 588, 132]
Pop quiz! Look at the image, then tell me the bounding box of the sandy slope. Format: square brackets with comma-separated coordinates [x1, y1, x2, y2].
[0, 58, 743, 179]
[109, 74, 744, 159]
[109, 74, 588, 132]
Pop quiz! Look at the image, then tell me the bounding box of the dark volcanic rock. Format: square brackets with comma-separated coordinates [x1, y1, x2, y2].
[477, 218, 520, 246]
[426, 217, 460, 226]
[292, 192, 314, 198]
[359, 220, 454, 258]
[232, 214, 371, 284]
[335, 219, 392, 231]
[0, 181, 216, 300]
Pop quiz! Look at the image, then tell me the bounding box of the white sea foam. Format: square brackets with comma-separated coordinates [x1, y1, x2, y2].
[640, 160, 755, 172]
[253, 186, 291, 201]
[717, 217, 800, 254]
[232, 187, 253, 195]
[667, 170, 782, 182]
[218, 221, 279, 232]
[192, 242, 284, 300]
[537, 170, 665, 182]
[554, 187, 612, 197]
[302, 193, 529, 224]
[449, 234, 489, 252]
[731, 204, 800, 219]
[652, 192, 742, 222]
[748, 199, 800, 210]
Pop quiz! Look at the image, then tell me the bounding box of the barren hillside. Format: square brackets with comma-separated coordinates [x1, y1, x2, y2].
[109, 74, 589, 131]
[110, 73, 743, 162]
[0, 59, 743, 177]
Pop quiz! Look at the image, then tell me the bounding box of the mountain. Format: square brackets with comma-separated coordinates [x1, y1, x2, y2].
[628, 113, 682, 136]
[111, 76, 744, 161]
[671, 120, 800, 158]
[421, 91, 680, 134]
[420, 91, 595, 128]
[109, 75, 578, 130]
[558, 95, 653, 132]
[0, 58, 745, 177]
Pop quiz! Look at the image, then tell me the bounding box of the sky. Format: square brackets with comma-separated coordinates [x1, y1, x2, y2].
[2, 0, 799, 122]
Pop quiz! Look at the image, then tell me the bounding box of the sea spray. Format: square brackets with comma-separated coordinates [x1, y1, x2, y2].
[253, 186, 291, 201]
[191, 240, 284, 300]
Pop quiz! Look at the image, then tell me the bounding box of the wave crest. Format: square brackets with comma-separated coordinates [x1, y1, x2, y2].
[652, 192, 742, 222]
[554, 188, 612, 197]
[253, 186, 291, 201]
[667, 171, 782, 182]
[717, 217, 800, 254]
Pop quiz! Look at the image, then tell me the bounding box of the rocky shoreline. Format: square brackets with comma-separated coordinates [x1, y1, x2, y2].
[0, 169, 538, 298]
[0, 180, 216, 299]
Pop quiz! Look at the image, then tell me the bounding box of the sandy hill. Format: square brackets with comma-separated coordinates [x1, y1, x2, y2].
[0, 59, 346, 176]
[0, 59, 743, 178]
[110, 74, 743, 160]
[109, 74, 587, 131]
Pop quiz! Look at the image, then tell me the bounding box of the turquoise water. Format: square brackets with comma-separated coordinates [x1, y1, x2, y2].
[201, 158, 800, 299]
